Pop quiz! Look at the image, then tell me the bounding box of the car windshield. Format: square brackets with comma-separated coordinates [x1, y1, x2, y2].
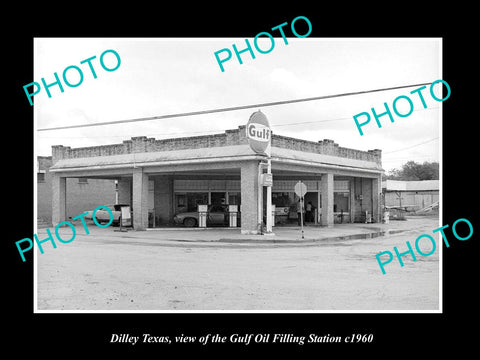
[113, 204, 130, 211]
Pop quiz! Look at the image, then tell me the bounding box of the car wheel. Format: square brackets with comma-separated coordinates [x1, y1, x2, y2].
[184, 218, 197, 227]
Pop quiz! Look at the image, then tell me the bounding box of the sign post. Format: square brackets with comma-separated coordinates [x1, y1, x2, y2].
[246, 110, 273, 234]
[266, 157, 273, 233]
[294, 181, 307, 239]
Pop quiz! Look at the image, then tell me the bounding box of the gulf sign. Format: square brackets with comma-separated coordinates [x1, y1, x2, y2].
[246, 111, 271, 155]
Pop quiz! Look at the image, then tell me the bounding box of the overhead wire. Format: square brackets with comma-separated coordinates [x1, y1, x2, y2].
[37, 82, 433, 131]
[383, 137, 439, 154]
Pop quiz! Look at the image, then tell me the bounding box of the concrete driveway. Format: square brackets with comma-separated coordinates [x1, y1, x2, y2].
[35, 215, 440, 311]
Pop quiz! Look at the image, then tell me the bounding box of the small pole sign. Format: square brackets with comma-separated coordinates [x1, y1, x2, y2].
[294, 181, 307, 239]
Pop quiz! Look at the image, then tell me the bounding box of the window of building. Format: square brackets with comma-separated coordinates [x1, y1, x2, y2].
[272, 192, 295, 207]
[334, 180, 349, 191]
[228, 192, 241, 205]
[175, 192, 209, 213]
[37, 172, 45, 183]
[211, 192, 226, 205]
[334, 192, 349, 212]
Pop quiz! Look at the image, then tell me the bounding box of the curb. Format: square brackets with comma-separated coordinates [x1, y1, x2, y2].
[216, 228, 408, 245]
[127, 228, 411, 248]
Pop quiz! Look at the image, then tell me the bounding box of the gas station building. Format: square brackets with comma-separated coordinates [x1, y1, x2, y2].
[49, 125, 383, 234]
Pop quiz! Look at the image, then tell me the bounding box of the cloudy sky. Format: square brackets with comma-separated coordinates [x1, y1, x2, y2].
[34, 38, 442, 173]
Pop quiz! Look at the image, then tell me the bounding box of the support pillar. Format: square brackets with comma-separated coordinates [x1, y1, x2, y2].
[118, 177, 132, 206]
[349, 178, 355, 223]
[132, 168, 149, 230]
[51, 173, 66, 226]
[321, 173, 334, 227]
[154, 175, 173, 225]
[372, 176, 381, 222]
[240, 161, 260, 234]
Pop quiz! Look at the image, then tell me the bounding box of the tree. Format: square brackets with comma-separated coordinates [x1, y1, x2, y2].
[385, 161, 439, 180]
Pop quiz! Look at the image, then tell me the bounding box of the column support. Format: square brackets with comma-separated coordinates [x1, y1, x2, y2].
[372, 176, 382, 223]
[321, 173, 334, 227]
[241, 161, 260, 235]
[133, 168, 149, 230]
[51, 173, 66, 226]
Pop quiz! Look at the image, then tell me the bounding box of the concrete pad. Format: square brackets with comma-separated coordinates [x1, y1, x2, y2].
[35, 215, 440, 311]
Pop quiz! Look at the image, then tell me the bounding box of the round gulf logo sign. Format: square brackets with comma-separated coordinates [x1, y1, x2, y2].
[246, 111, 271, 155]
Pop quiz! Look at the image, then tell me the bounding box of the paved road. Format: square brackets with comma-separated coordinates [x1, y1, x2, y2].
[36, 216, 440, 311]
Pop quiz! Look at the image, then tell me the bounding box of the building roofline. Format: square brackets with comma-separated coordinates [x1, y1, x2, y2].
[51, 127, 382, 166]
[49, 144, 383, 176]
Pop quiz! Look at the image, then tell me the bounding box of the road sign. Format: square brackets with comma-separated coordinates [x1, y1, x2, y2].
[261, 173, 273, 186]
[294, 181, 307, 240]
[294, 181, 307, 198]
[246, 110, 271, 155]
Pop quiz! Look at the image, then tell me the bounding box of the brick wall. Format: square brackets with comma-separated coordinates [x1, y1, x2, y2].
[37, 156, 116, 224]
[65, 178, 116, 220]
[52, 126, 381, 165]
[37, 156, 53, 171]
[153, 175, 173, 225]
[37, 177, 52, 223]
[240, 161, 260, 234]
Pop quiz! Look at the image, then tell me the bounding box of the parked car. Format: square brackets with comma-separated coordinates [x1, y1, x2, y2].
[83, 204, 131, 226]
[173, 204, 240, 227]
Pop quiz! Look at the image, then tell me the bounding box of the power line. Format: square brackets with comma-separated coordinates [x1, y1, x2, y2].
[37, 82, 433, 132]
[38, 106, 440, 140]
[382, 155, 438, 162]
[383, 137, 439, 154]
[37, 115, 355, 139]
